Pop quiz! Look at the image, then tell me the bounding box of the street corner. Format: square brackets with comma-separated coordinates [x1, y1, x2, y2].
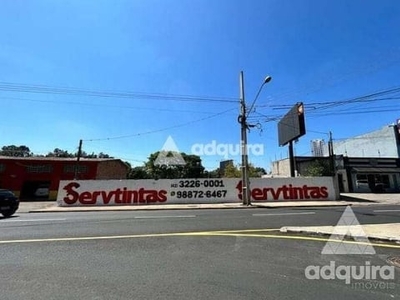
[279, 206, 400, 249]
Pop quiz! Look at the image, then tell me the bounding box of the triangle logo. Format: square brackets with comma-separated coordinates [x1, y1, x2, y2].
[321, 206, 376, 255]
[154, 136, 186, 167]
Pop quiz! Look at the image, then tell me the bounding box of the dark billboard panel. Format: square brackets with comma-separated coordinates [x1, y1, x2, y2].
[278, 102, 306, 146]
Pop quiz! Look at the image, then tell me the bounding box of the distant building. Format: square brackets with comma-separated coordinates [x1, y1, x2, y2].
[219, 159, 234, 176]
[271, 123, 400, 193]
[271, 155, 400, 193]
[0, 157, 129, 200]
[326, 125, 400, 158]
[311, 139, 325, 157]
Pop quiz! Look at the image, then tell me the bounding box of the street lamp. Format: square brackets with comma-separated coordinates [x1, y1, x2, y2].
[239, 71, 272, 206]
[246, 76, 272, 118]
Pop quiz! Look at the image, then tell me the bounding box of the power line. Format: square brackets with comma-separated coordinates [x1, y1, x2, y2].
[333, 135, 395, 141]
[270, 87, 400, 110]
[0, 96, 227, 115]
[309, 108, 400, 118]
[251, 86, 400, 125]
[263, 48, 400, 104]
[84, 108, 236, 142]
[0, 81, 237, 103]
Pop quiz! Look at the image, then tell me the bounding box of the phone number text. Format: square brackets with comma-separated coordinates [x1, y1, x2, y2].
[172, 190, 227, 199]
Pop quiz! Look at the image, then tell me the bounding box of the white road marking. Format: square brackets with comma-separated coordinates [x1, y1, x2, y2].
[373, 209, 400, 213]
[134, 215, 196, 219]
[252, 212, 316, 217]
[1, 218, 67, 222]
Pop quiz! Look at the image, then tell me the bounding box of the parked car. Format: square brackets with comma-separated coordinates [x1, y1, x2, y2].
[0, 189, 19, 218]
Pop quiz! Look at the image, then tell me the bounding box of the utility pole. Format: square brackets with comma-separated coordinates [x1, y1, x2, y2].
[239, 71, 250, 206]
[74, 139, 83, 180]
[289, 141, 295, 177]
[238, 71, 272, 205]
[328, 131, 335, 176]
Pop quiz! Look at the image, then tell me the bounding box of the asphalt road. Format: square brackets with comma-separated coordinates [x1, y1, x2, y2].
[0, 206, 399, 300]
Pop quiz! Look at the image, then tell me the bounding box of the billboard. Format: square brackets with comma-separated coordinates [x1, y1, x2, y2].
[278, 102, 306, 146]
[56, 177, 338, 206]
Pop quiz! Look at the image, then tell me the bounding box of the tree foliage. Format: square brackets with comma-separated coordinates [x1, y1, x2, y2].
[127, 151, 205, 179]
[45, 148, 112, 159]
[221, 162, 266, 178]
[303, 159, 331, 177]
[144, 151, 205, 179]
[203, 168, 221, 178]
[223, 162, 241, 178]
[0, 145, 32, 157]
[46, 148, 74, 158]
[0, 145, 112, 159]
[128, 166, 150, 179]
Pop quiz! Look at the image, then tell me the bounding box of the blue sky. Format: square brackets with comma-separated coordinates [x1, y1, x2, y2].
[1, 0, 400, 171]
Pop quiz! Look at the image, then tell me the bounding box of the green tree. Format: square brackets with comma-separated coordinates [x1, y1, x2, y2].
[223, 163, 241, 178]
[128, 166, 150, 179]
[250, 166, 267, 177]
[204, 168, 221, 178]
[303, 159, 331, 176]
[0, 145, 32, 157]
[222, 162, 266, 178]
[145, 151, 205, 179]
[46, 148, 74, 158]
[46, 148, 113, 159]
[98, 152, 111, 158]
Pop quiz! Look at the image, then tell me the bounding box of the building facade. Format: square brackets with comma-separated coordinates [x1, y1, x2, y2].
[311, 139, 325, 157]
[271, 156, 400, 193]
[271, 123, 400, 193]
[0, 157, 129, 200]
[326, 125, 400, 158]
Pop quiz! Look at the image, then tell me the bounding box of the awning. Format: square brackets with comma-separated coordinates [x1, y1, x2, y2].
[352, 167, 400, 173]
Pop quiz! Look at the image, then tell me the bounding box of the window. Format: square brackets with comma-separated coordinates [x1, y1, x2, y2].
[375, 174, 390, 188]
[356, 174, 391, 189]
[355, 174, 368, 189]
[26, 165, 53, 173]
[0, 164, 5, 173]
[63, 165, 88, 174]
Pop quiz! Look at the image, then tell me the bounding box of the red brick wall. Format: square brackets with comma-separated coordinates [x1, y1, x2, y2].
[95, 160, 129, 179]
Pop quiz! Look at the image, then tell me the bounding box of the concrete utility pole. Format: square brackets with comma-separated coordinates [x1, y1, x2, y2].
[239, 71, 272, 206]
[74, 139, 83, 180]
[239, 71, 250, 206]
[328, 131, 335, 176]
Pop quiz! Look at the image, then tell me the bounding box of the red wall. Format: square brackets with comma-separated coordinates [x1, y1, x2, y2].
[0, 158, 99, 192]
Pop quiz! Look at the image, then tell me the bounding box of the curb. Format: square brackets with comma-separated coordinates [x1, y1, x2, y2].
[28, 202, 354, 213]
[29, 205, 256, 213]
[253, 203, 351, 209]
[280, 227, 400, 244]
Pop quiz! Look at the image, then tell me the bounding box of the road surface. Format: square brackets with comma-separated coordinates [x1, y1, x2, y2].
[0, 206, 399, 299]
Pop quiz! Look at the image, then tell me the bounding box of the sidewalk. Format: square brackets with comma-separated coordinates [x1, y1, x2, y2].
[340, 193, 400, 205]
[20, 192, 400, 213]
[27, 201, 352, 213]
[280, 223, 400, 243]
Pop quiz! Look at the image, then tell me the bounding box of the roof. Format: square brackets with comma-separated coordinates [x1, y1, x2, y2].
[352, 167, 400, 173]
[0, 156, 120, 162]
